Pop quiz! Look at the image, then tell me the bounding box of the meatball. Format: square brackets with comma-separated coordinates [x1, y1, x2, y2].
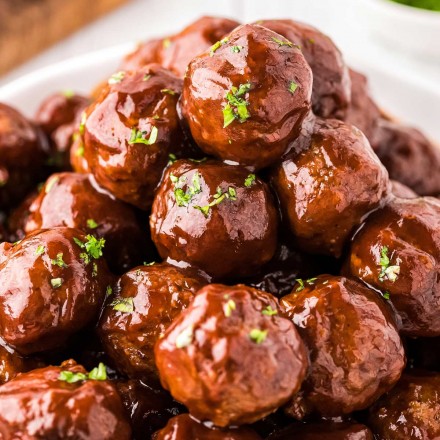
[116, 379, 184, 439]
[0, 227, 111, 354]
[83, 64, 184, 209]
[0, 340, 42, 385]
[181, 24, 313, 170]
[344, 69, 381, 141]
[391, 180, 418, 199]
[99, 263, 207, 382]
[257, 19, 351, 120]
[23, 172, 150, 273]
[268, 421, 373, 440]
[6, 190, 38, 242]
[153, 414, 263, 440]
[344, 196, 440, 337]
[272, 118, 389, 257]
[368, 372, 440, 440]
[280, 275, 405, 418]
[70, 132, 89, 174]
[123, 16, 240, 77]
[0, 360, 131, 439]
[34, 91, 89, 170]
[155, 284, 308, 427]
[372, 119, 440, 196]
[150, 160, 279, 280]
[0, 103, 48, 209]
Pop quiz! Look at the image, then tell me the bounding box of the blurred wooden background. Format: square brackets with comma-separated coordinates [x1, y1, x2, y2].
[0, 0, 129, 75]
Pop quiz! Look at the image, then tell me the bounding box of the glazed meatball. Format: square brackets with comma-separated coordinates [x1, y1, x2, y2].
[83, 64, 184, 209]
[99, 263, 207, 382]
[155, 284, 308, 427]
[123, 16, 240, 77]
[150, 160, 279, 280]
[368, 372, 440, 440]
[0, 103, 48, 209]
[257, 19, 351, 120]
[391, 180, 418, 199]
[344, 69, 381, 141]
[35, 91, 89, 170]
[268, 421, 373, 440]
[23, 172, 150, 273]
[70, 131, 89, 174]
[0, 227, 111, 354]
[0, 340, 42, 385]
[181, 24, 313, 170]
[116, 380, 184, 439]
[344, 196, 440, 337]
[372, 119, 440, 196]
[280, 275, 405, 418]
[272, 118, 389, 257]
[0, 360, 131, 439]
[6, 190, 38, 241]
[153, 414, 263, 440]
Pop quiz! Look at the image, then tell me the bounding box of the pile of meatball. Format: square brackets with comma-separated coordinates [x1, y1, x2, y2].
[0, 16, 439, 440]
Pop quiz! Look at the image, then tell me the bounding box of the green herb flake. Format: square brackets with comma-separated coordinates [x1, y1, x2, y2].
[79, 112, 87, 135]
[244, 174, 256, 187]
[306, 277, 317, 284]
[87, 219, 98, 229]
[143, 261, 155, 266]
[128, 126, 158, 146]
[58, 370, 87, 383]
[378, 246, 400, 282]
[106, 285, 113, 297]
[210, 37, 229, 56]
[35, 245, 45, 257]
[193, 185, 236, 218]
[231, 45, 243, 53]
[51, 253, 67, 268]
[249, 328, 268, 344]
[58, 363, 107, 384]
[62, 89, 75, 98]
[223, 83, 252, 128]
[108, 71, 125, 85]
[111, 297, 134, 313]
[383, 291, 390, 300]
[84, 235, 105, 260]
[143, 74, 151, 82]
[175, 326, 194, 348]
[172, 172, 202, 207]
[223, 299, 236, 317]
[271, 36, 294, 47]
[88, 362, 107, 381]
[45, 176, 59, 194]
[262, 306, 278, 316]
[168, 153, 177, 165]
[51, 278, 63, 288]
[161, 88, 176, 95]
[289, 81, 298, 94]
[75, 144, 84, 157]
[92, 262, 98, 278]
[295, 278, 305, 292]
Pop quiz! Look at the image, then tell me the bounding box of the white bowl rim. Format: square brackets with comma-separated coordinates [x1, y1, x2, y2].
[360, 0, 440, 22]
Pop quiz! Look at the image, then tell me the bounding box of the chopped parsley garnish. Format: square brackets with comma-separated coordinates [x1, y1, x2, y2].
[75, 144, 84, 157]
[111, 297, 134, 313]
[244, 174, 256, 187]
[249, 328, 268, 344]
[74, 235, 105, 265]
[35, 245, 45, 256]
[92, 262, 98, 278]
[294, 277, 318, 292]
[271, 36, 294, 47]
[51, 278, 63, 288]
[231, 45, 243, 53]
[143, 261, 156, 266]
[168, 153, 177, 165]
[262, 305, 278, 316]
[223, 299, 236, 317]
[175, 326, 194, 348]
[161, 88, 176, 95]
[289, 81, 298, 94]
[106, 285, 113, 297]
[79, 112, 86, 135]
[51, 253, 67, 268]
[143, 74, 151, 82]
[128, 126, 158, 146]
[210, 37, 229, 56]
[223, 83, 252, 128]
[87, 219, 98, 229]
[58, 362, 107, 383]
[62, 89, 75, 98]
[383, 291, 390, 300]
[108, 71, 125, 84]
[171, 172, 202, 207]
[45, 176, 59, 194]
[378, 246, 400, 282]
[193, 186, 237, 218]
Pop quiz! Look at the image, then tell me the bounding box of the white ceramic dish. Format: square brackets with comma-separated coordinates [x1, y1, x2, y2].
[357, 0, 440, 59]
[0, 41, 439, 141]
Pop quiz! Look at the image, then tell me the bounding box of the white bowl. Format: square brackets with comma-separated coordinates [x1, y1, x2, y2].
[0, 41, 439, 141]
[357, 0, 440, 59]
